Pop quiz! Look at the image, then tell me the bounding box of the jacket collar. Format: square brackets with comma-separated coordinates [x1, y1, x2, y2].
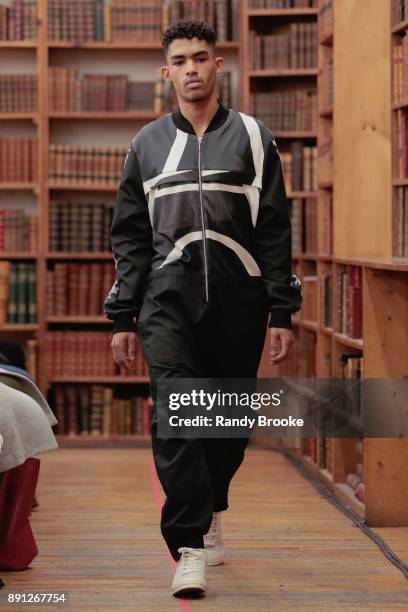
[171, 100, 229, 135]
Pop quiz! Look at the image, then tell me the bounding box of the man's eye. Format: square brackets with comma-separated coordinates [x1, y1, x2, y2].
[173, 61, 183, 66]
[197, 57, 206, 62]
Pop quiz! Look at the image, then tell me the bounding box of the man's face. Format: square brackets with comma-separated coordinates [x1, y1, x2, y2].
[162, 37, 224, 103]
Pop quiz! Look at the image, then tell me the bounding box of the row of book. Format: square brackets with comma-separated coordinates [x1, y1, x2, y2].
[346, 437, 365, 503]
[336, 266, 362, 339]
[0, 0, 37, 41]
[304, 436, 331, 475]
[0, 209, 37, 252]
[393, 36, 408, 106]
[49, 201, 113, 252]
[290, 197, 317, 254]
[306, 435, 364, 498]
[298, 274, 317, 322]
[51, 384, 153, 436]
[394, 110, 408, 179]
[49, 68, 156, 113]
[320, 268, 362, 338]
[249, 23, 318, 70]
[278, 265, 361, 339]
[46, 331, 148, 377]
[280, 326, 316, 378]
[318, 0, 333, 39]
[320, 58, 333, 110]
[341, 352, 364, 380]
[46, 263, 115, 316]
[396, 186, 408, 257]
[317, 137, 333, 181]
[340, 352, 364, 435]
[319, 191, 333, 255]
[48, 0, 158, 44]
[0, 261, 36, 324]
[320, 272, 332, 328]
[48, 144, 127, 184]
[250, 90, 317, 132]
[248, 0, 317, 7]
[167, 0, 233, 42]
[280, 143, 317, 192]
[48, 67, 232, 114]
[0, 138, 37, 183]
[47, 0, 234, 44]
[0, 75, 37, 113]
[392, 0, 408, 25]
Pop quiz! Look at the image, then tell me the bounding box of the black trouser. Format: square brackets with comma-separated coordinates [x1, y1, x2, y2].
[137, 270, 269, 561]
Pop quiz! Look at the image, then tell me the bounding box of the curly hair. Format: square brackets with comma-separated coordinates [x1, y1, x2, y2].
[161, 19, 216, 53]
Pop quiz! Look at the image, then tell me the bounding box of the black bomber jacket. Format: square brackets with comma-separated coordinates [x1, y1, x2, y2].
[103, 102, 302, 333]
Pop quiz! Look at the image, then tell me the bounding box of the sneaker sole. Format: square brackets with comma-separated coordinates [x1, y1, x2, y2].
[206, 552, 225, 566]
[172, 582, 206, 597]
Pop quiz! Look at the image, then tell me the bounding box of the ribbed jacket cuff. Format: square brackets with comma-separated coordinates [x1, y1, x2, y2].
[112, 313, 138, 334]
[268, 310, 293, 330]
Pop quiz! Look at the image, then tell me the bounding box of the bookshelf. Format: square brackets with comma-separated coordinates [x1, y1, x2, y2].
[241, 0, 319, 382]
[0, 0, 240, 446]
[240, 5, 319, 399]
[256, 0, 408, 527]
[0, 2, 40, 387]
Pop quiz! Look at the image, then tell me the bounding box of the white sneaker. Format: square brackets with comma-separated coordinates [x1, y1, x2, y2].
[203, 511, 225, 565]
[171, 547, 207, 597]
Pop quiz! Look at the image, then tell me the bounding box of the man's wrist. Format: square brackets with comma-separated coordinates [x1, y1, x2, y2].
[112, 312, 138, 334]
[268, 310, 293, 330]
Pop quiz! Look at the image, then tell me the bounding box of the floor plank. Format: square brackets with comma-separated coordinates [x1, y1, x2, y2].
[1, 447, 407, 611]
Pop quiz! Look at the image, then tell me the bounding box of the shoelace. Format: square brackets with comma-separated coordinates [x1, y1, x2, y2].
[178, 548, 205, 577]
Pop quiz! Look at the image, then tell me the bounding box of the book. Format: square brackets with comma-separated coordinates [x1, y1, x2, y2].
[47, 0, 233, 44]
[51, 383, 153, 436]
[249, 22, 317, 70]
[250, 90, 317, 132]
[47, 262, 115, 316]
[46, 331, 148, 377]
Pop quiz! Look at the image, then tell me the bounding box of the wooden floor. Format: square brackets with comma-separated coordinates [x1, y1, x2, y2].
[2, 447, 408, 611]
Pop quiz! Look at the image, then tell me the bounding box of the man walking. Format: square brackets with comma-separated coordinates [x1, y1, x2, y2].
[104, 19, 302, 598]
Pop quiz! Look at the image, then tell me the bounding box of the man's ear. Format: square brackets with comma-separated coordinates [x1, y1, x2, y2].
[161, 65, 171, 82]
[215, 56, 224, 75]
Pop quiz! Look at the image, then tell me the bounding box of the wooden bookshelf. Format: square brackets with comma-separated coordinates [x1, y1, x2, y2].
[47, 182, 118, 191]
[241, 0, 320, 383]
[47, 41, 239, 50]
[50, 377, 149, 384]
[0, 0, 240, 446]
[0, 183, 37, 190]
[48, 112, 160, 120]
[247, 8, 318, 17]
[249, 68, 318, 76]
[0, 41, 37, 48]
[257, 0, 408, 527]
[47, 316, 113, 323]
[0, 113, 38, 121]
[46, 252, 113, 260]
[1, 323, 39, 331]
[55, 434, 151, 447]
[0, 252, 38, 259]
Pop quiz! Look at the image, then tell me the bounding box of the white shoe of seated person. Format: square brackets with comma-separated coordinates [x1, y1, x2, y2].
[203, 511, 225, 565]
[171, 547, 207, 597]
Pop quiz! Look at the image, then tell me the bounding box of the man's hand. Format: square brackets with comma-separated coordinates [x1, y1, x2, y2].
[269, 327, 295, 365]
[111, 331, 137, 373]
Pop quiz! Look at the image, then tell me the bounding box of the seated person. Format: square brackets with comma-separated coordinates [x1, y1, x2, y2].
[0, 344, 58, 474]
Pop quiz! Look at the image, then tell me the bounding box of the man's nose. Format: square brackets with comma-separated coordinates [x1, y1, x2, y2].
[185, 60, 197, 75]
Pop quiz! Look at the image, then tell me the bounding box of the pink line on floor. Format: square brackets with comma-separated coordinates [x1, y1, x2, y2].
[148, 459, 191, 612]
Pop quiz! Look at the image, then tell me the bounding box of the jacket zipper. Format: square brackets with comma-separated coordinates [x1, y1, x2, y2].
[197, 135, 209, 302]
